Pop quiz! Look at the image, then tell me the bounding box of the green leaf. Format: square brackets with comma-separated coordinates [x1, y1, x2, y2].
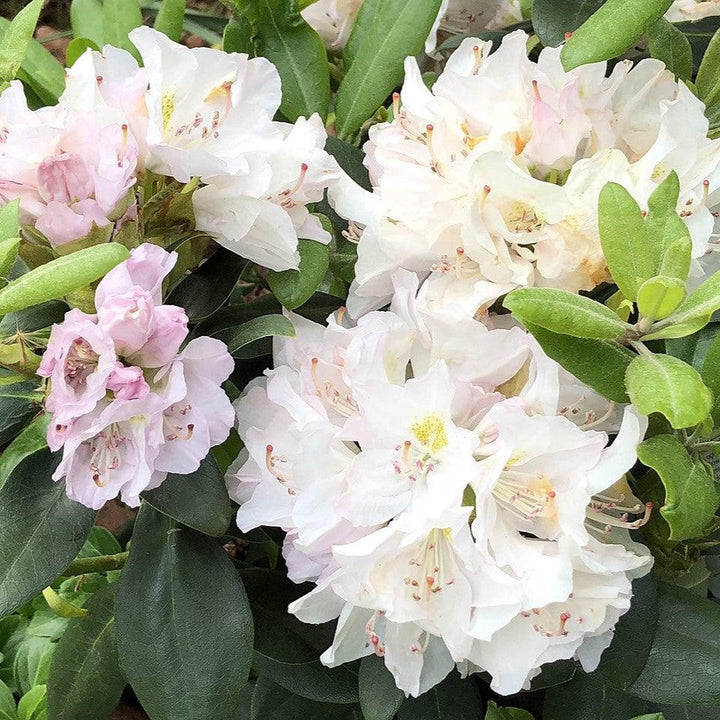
[636, 276, 685, 322]
[212, 314, 296, 357]
[504, 288, 629, 340]
[702, 331, 720, 423]
[324, 136, 371, 191]
[0, 414, 49, 492]
[268, 239, 330, 311]
[115, 504, 253, 720]
[0, 449, 96, 617]
[0, 0, 44, 84]
[625, 353, 713, 429]
[523, 323, 632, 403]
[637, 435, 719, 540]
[0, 680, 16, 720]
[531, 0, 604, 48]
[13, 636, 53, 696]
[598, 182, 655, 300]
[696, 26, 720, 105]
[628, 583, 720, 704]
[46, 585, 125, 720]
[16, 685, 45, 720]
[397, 672, 482, 720]
[250, 677, 353, 720]
[561, 0, 673, 71]
[630, 716, 664, 720]
[76, 526, 122, 560]
[70, 0, 105, 48]
[154, 0, 186, 41]
[0, 201, 19, 243]
[648, 18, 693, 80]
[166, 247, 247, 322]
[335, 0, 443, 141]
[142, 455, 234, 537]
[0, 244, 130, 317]
[244, 0, 330, 122]
[344, 0, 382, 68]
[0, 19, 65, 107]
[359, 655, 404, 720]
[594, 573, 658, 691]
[485, 701, 534, 720]
[643, 271, 720, 340]
[65, 38, 100, 68]
[544, 672, 650, 720]
[224, 15, 254, 54]
[657, 236, 692, 283]
[103, 0, 143, 61]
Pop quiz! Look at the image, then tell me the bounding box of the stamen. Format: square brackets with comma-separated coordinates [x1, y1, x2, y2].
[392, 92, 400, 118]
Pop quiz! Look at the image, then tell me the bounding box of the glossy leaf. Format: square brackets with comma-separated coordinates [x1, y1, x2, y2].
[628, 583, 720, 704]
[397, 672, 483, 720]
[485, 702, 534, 720]
[637, 435, 719, 540]
[212, 314, 296, 356]
[142, 455, 234, 537]
[250, 677, 354, 720]
[70, 0, 105, 48]
[0, 414, 48, 493]
[598, 183, 655, 300]
[561, 0, 673, 71]
[504, 288, 629, 340]
[344, 0, 382, 68]
[335, 0, 443, 141]
[47, 585, 125, 720]
[0, 449, 96, 617]
[115, 504, 253, 720]
[359, 655, 404, 720]
[648, 18, 693, 80]
[244, 0, 330, 122]
[267, 240, 330, 311]
[0, 244, 130, 318]
[0, 0, 44, 85]
[532, 0, 604, 47]
[625, 353, 713, 428]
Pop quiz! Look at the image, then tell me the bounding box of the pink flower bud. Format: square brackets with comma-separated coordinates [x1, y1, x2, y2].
[107, 363, 150, 400]
[97, 287, 156, 356]
[128, 304, 189, 368]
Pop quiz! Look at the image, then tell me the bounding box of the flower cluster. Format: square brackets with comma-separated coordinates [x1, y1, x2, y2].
[39, 244, 234, 509]
[1, 27, 340, 270]
[229, 270, 653, 696]
[332, 30, 720, 319]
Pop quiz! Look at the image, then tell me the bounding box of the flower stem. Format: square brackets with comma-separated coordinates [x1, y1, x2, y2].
[63, 551, 130, 577]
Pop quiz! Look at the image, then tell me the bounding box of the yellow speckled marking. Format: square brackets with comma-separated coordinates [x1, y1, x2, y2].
[411, 415, 448, 454]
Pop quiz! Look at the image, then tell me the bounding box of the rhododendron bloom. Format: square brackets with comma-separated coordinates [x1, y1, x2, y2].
[666, 0, 720, 22]
[335, 31, 720, 318]
[40, 244, 234, 509]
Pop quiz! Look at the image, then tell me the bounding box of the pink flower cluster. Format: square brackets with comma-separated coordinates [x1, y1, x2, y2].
[38, 243, 235, 509]
[0, 81, 138, 249]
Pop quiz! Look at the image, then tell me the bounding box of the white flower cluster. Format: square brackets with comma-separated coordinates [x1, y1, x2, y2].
[55, 27, 341, 270]
[332, 30, 720, 320]
[229, 269, 653, 696]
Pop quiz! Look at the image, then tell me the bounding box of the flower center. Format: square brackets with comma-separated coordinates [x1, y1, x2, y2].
[411, 414, 448, 454]
[64, 337, 99, 392]
[492, 467, 557, 521]
[265, 444, 297, 496]
[88, 422, 126, 487]
[403, 528, 456, 603]
[162, 402, 194, 442]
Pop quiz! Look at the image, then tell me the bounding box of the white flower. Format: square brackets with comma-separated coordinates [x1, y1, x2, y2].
[666, 0, 720, 22]
[193, 115, 341, 271]
[301, 0, 364, 50]
[333, 31, 720, 320]
[129, 26, 281, 182]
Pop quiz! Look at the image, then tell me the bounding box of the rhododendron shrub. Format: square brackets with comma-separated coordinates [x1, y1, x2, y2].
[1, 0, 720, 719]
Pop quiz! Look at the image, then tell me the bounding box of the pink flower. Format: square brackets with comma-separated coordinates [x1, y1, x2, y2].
[38, 309, 117, 430]
[52, 395, 167, 509]
[107, 363, 150, 400]
[95, 243, 176, 306]
[128, 304, 188, 368]
[153, 337, 235, 476]
[96, 287, 156, 356]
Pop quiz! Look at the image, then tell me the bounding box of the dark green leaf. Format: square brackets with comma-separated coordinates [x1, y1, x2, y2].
[0, 414, 49, 493]
[523, 323, 632, 403]
[76, 526, 122, 559]
[637, 435, 719, 540]
[397, 672, 482, 720]
[561, 0, 673, 70]
[335, 0, 443, 141]
[344, 0, 381, 68]
[166, 247, 247, 322]
[625, 353, 713, 429]
[268, 239, 330, 311]
[142, 455, 234, 537]
[224, 15, 254, 54]
[485, 702, 534, 720]
[65, 38, 100, 68]
[531, 0, 603, 48]
[250, 676, 354, 720]
[359, 655, 404, 720]
[244, 0, 330, 122]
[504, 288, 629, 340]
[115, 504, 253, 720]
[628, 583, 720, 704]
[0, 449, 96, 617]
[13, 635, 53, 696]
[325, 137, 371, 191]
[648, 18, 693, 80]
[47, 585, 125, 720]
[212, 314, 296, 356]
